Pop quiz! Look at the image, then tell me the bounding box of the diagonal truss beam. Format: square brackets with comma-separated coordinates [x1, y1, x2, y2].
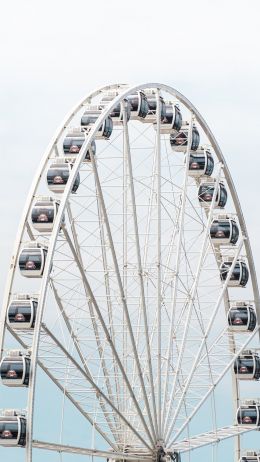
[90, 149, 157, 442]
[7, 325, 118, 450]
[62, 224, 154, 447]
[165, 238, 245, 444]
[123, 102, 158, 439]
[32, 440, 153, 460]
[168, 425, 257, 453]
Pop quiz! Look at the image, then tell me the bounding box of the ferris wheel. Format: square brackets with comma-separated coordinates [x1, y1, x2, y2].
[0, 82, 260, 462]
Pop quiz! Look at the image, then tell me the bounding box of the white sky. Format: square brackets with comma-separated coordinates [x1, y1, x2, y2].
[0, 1, 260, 460]
[0, 0, 260, 457]
[2, 0, 260, 294]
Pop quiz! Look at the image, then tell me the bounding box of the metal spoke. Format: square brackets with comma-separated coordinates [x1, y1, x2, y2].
[123, 102, 158, 439]
[32, 441, 152, 459]
[62, 224, 154, 446]
[165, 238, 245, 444]
[90, 149, 157, 442]
[7, 325, 118, 449]
[169, 425, 257, 453]
[162, 165, 222, 436]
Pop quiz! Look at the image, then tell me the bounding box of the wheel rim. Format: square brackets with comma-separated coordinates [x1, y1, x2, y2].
[0, 83, 259, 462]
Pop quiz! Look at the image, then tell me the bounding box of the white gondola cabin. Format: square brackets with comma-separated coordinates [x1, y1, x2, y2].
[170, 123, 200, 152]
[234, 351, 260, 380]
[18, 242, 48, 278]
[220, 258, 249, 287]
[239, 451, 260, 461]
[31, 196, 64, 233]
[210, 215, 239, 245]
[47, 159, 80, 194]
[81, 106, 113, 139]
[0, 351, 31, 387]
[100, 92, 131, 125]
[128, 90, 149, 120]
[7, 294, 38, 330]
[237, 400, 260, 425]
[228, 302, 257, 332]
[198, 179, 227, 208]
[63, 129, 96, 161]
[142, 89, 166, 124]
[0, 410, 26, 447]
[155, 102, 182, 134]
[188, 148, 214, 177]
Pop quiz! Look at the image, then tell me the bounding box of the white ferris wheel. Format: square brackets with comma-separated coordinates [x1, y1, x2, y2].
[0, 83, 260, 462]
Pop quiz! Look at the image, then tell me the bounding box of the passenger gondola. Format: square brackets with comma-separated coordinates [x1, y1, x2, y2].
[188, 148, 214, 177]
[228, 303, 257, 332]
[127, 90, 149, 120]
[47, 159, 80, 194]
[239, 451, 260, 461]
[0, 410, 26, 447]
[81, 106, 113, 139]
[0, 351, 31, 387]
[210, 215, 239, 245]
[170, 123, 200, 152]
[100, 93, 131, 125]
[155, 102, 182, 134]
[7, 295, 38, 330]
[142, 89, 166, 123]
[237, 401, 260, 426]
[198, 180, 227, 208]
[63, 129, 96, 161]
[18, 242, 48, 278]
[31, 197, 64, 233]
[220, 258, 249, 287]
[234, 351, 260, 380]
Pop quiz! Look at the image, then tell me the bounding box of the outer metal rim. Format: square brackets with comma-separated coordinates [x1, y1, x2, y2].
[0, 82, 259, 462]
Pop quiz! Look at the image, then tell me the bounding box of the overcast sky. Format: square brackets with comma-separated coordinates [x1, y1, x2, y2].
[1, 0, 260, 297]
[1, 0, 260, 460]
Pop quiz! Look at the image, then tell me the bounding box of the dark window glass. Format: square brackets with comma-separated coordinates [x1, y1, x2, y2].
[234, 358, 254, 375]
[72, 173, 80, 192]
[63, 137, 85, 153]
[189, 154, 205, 171]
[237, 408, 258, 424]
[228, 308, 248, 326]
[205, 154, 214, 176]
[19, 252, 42, 271]
[147, 98, 157, 113]
[31, 208, 54, 224]
[8, 304, 32, 324]
[160, 100, 166, 119]
[103, 118, 113, 138]
[241, 263, 249, 286]
[0, 422, 19, 440]
[47, 168, 70, 185]
[128, 95, 139, 112]
[248, 309, 257, 331]
[19, 419, 26, 446]
[219, 185, 228, 207]
[231, 222, 239, 244]
[140, 96, 148, 118]
[163, 105, 173, 125]
[210, 221, 231, 240]
[1, 360, 24, 380]
[198, 185, 218, 203]
[220, 262, 241, 281]
[171, 130, 188, 147]
[110, 104, 121, 118]
[174, 106, 182, 131]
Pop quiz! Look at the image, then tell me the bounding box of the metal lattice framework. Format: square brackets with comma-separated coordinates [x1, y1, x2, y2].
[0, 83, 260, 462]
